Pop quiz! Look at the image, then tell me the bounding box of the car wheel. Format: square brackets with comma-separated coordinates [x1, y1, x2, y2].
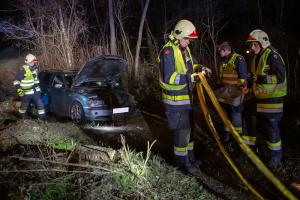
[70, 102, 84, 124]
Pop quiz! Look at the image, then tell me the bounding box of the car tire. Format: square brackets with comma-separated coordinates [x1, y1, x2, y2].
[70, 101, 85, 124]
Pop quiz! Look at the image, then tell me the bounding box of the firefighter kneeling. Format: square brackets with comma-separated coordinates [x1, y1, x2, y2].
[13, 54, 46, 120]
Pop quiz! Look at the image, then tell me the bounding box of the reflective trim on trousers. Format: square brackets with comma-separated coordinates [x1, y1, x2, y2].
[187, 142, 194, 150]
[243, 135, 256, 145]
[235, 127, 242, 134]
[174, 146, 188, 156]
[24, 91, 34, 95]
[163, 99, 191, 105]
[19, 109, 26, 114]
[267, 140, 282, 151]
[38, 109, 45, 115]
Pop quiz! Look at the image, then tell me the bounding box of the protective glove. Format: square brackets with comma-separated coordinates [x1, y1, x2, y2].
[17, 89, 24, 97]
[191, 73, 201, 83]
[201, 67, 212, 77]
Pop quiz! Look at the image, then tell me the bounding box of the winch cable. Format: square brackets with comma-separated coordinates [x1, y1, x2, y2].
[196, 73, 298, 200]
[196, 82, 264, 200]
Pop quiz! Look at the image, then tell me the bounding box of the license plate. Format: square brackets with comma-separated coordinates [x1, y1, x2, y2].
[113, 107, 129, 114]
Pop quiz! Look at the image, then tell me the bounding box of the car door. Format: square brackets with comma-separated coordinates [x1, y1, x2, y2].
[49, 73, 67, 115]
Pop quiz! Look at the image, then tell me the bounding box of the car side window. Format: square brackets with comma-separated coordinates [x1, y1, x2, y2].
[39, 73, 53, 85]
[52, 75, 64, 87]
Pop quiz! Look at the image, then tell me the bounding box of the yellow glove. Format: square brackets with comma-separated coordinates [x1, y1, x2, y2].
[17, 89, 24, 97]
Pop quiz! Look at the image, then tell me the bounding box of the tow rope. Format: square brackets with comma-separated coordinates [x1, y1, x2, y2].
[196, 73, 298, 200]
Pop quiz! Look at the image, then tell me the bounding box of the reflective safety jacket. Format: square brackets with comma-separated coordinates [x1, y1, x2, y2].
[158, 38, 198, 110]
[13, 65, 41, 95]
[250, 47, 287, 115]
[219, 52, 247, 87]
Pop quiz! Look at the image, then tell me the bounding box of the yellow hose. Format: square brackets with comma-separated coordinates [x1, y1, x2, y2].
[196, 83, 265, 200]
[196, 73, 298, 200]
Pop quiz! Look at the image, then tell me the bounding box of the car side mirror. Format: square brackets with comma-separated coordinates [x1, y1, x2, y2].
[54, 83, 63, 88]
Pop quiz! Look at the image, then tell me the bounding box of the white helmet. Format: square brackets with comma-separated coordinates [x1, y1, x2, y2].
[246, 29, 271, 49]
[172, 19, 198, 40]
[25, 54, 38, 64]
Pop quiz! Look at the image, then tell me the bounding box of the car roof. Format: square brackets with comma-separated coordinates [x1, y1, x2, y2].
[40, 69, 78, 74]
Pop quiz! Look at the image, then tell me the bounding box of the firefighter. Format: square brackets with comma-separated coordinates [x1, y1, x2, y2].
[245, 29, 287, 169]
[158, 19, 207, 175]
[217, 41, 248, 147]
[13, 54, 46, 120]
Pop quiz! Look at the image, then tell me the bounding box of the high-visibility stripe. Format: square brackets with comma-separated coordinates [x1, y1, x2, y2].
[235, 127, 242, 133]
[19, 109, 26, 114]
[257, 103, 283, 109]
[169, 72, 178, 84]
[24, 90, 34, 95]
[174, 146, 188, 156]
[257, 103, 283, 113]
[254, 83, 287, 98]
[21, 79, 34, 83]
[20, 83, 34, 87]
[238, 79, 245, 85]
[38, 109, 45, 114]
[162, 93, 190, 101]
[223, 74, 238, 78]
[163, 99, 190, 105]
[35, 87, 41, 92]
[159, 80, 186, 91]
[243, 135, 256, 145]
[267, 140, 282, 151]
[188, 142, 194, 150]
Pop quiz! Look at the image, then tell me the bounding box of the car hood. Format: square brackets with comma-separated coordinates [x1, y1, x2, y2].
[73, 55, 127, 86]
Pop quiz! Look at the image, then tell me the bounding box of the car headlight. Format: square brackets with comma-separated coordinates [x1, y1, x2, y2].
[88, 99, 105, 107]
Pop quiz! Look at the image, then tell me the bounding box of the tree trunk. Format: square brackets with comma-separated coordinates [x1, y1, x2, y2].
[257, 0, 263, 26]
[108, 0, 117, 55]
[134, 0, 150, 81]
[59, 6, 73, 68]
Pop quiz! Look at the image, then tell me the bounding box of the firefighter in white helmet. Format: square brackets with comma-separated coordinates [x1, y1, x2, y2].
[157, 19, 209, 174]
[244, 29, 287, 169]
[13, 54, 46, 120]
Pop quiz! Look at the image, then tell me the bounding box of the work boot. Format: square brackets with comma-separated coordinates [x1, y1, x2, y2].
[188, 150, 202, 168]
[174, 155, 199, 175]
[268, 157, 282, 170]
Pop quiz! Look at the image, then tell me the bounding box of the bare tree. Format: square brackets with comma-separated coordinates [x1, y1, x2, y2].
[108, 0, 117, 55]
[200, 0, 227, 74]
[257, 0, 263, 26]
[2, 0, 88, 69]
[114, 0, 134, 77]
[134, 0, 150, 81]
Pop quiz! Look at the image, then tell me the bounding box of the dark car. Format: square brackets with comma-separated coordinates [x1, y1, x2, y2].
[39, 55, 135, 124]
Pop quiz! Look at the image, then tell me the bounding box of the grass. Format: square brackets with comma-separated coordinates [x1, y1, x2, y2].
[1, 135, 217, 200]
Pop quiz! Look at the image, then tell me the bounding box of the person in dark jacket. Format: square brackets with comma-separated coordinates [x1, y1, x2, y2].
[217, 41, 248, 147]
[13, 54, 45, 120]
[158, 19, 209, 175]
[245, 29, 287, 169]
